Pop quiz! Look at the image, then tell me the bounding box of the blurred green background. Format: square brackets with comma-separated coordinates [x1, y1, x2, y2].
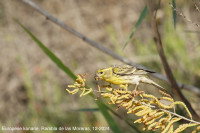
[0, 0, 200, 132]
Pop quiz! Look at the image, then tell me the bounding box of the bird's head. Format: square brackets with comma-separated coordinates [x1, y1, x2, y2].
[94, 67, 113, 81]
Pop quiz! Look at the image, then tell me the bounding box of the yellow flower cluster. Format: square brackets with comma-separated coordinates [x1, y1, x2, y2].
[66, 74, 92, 97]
[101, 86, 197, 132]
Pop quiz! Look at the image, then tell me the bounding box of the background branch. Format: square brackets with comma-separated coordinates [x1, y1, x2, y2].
[146, 0, 200, 121]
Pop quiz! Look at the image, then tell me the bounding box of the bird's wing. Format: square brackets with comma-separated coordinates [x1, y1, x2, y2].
[112, 65, 150, 75]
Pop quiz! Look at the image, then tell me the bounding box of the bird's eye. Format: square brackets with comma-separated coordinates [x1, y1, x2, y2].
[99, 71, 104, 74]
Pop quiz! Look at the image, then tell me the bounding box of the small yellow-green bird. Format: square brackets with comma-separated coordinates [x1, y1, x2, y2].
[95, 65, 166, 92]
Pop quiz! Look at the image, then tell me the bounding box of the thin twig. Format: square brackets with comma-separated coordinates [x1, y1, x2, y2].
[169, 2, 200, 28]
[192, 0, 200, 13]
[20, 0, 200, 96]
[146, 1, 200, 121]
[134, 100, 200, 125]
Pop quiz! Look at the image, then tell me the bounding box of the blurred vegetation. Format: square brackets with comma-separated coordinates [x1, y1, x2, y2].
[1, 0, 200, 133]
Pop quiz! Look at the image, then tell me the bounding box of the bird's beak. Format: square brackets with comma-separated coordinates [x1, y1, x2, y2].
[94, 74, 99, 81]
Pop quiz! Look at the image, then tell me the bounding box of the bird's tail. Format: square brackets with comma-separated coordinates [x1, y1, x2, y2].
[141, 77, 171, 97]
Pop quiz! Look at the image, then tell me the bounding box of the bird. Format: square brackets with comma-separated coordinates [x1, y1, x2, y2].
[95, 64, 167, 93]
